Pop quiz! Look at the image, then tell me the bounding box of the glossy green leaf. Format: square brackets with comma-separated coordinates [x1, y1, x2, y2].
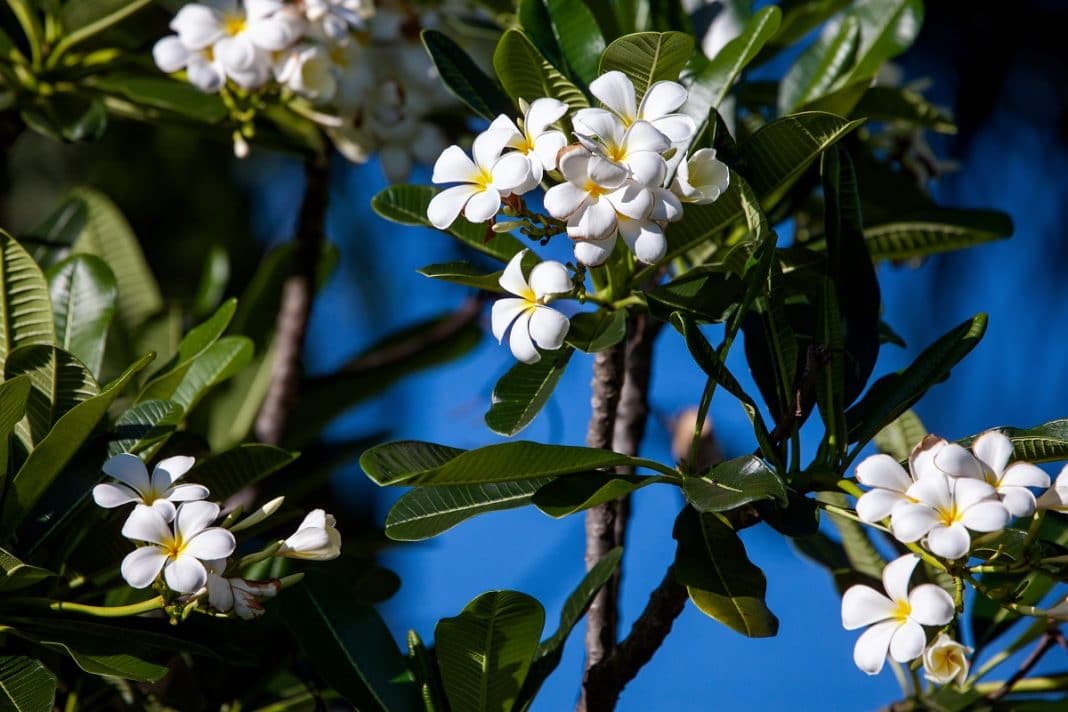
[170, 336, 253, 412]
[821, 494, 886, 580]
[191, 245, 230, 317]
[645, 266, 744, 323]
[659, 169, 766, 265]
[138, 298, 237, 403]
[90, 74, 228, 123]
[673, 508, 778, 637]
[361, 440, 641, 486]
[873, 409, 927, 462]
[517, 0, 565, 69]
[861, 210, 1013, 261]
[853, 86, 956, 133]
[436, 590, 545, 712]
[22, 196, 87, 269]
[778, 15, 859, 113]
[494, 28, 589, 110]
[599, 31, 693, 96]
[386, 479, 552, 541]
[422, 30, 512, 120]
[546, 0, 605, 85]
[0, 233, 55, 373]
[46, 254, 116, 377]
[418, 262, 505, 292]
[0, 546, 52, 591]
[60, 0, 152, 45]
[837, 0, 924, 87]
[41, 640, 166, 682]
[533, 472, 657, 517]
[565, 311, 627, 353]
[372, 185, 525, 262]
[814, 281, 846, 463]
[0, 656, 55, 712]
[957, 419, 1068, 464]
[108, 399, 183, 457]
[0, 376, 30, 486]
[762, 0, 851, 58]
[22, 95, 107, 143]
[5, 345, 98, 450]
[486, 348, 573, 436]
[277, 575, 420, 711]
[185, 444, 298, 500]
[682, 455, 785, 512]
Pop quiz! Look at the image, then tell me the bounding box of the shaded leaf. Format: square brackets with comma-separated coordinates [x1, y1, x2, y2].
[0, 233, 55, 373]
[107, 399, 183, 457]
[565, 311, 627, 353]
[533, 473, 658, 517]
[599, 31, 693, 97]
[138, 298, 237, 403]
[422, 30, 512, 120]
[0, 547, 53, 592]
[90, 74, 227, 123]
[779, 15, 859, 113]
[0, 655, 55, 712]
[873, 409, 927, 461]
[494, 29, 588, 110]
[5, 345, 98, 450]
[682, 455, 785, 513]
[418, 262, 504, 292]
[46, 254, 116, 377]
[385, 479, 551, 541]
[546, 0, 605, 85]
[185, 444, 298, 501]
[486, 348, 573, 436]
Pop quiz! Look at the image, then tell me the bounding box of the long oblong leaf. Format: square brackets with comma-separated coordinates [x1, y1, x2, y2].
[0, 655, 55, 712]
[138, 298, 237, 403]
[778, 15, 859, 113]
[185, 444, 298, 500]
[5, 344, 99, 450]
[385, 479, 551, 541]
[108, 399, 183, 457]
[46, 254, 116, 377]
[599, 31, 693, 96]
[0, 233, 55, 373]
[545, 0, 605, 86]
[532, 473, 658, 517]
[494, 28, 588, 110]
[681, 455, 786, 513]
[485, 348, 572, 436]
[422, 30, 512, 120]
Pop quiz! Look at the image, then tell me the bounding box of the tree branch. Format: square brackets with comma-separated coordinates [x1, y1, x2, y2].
[987, 627, 1066, 702]
[254, 157, 330, 446]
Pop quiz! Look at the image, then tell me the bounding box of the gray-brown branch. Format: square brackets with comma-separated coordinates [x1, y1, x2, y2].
[254, 157, 330, 446]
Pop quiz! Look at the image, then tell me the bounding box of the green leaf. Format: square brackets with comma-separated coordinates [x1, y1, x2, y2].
[46, 254, 116, 377]
[673, 508, 778, 637]
[565, 311, 627, 353]
[682, 455, 786, 513]
[418, 262, 505, 292]
[0, 233, 55, 373]
[485, 348, 573, 436]
[741, 112, 865, 208]
[422, 30, 512, 120]
[778, 16, 859, 114]
[89, 74, 228, 123]
[21, 95, 107, 143]
[686, 7, 781, 120]
[846, 314, 988, 449]
[59, 0, 152, 47]
[138, 298, 237, 403]
[0, 376, 30, 485]
[957, 419, 1068, 464]
[5, 345, 98, 450]
[762, 0, 851, 58]
[599, 31, 693, 96]
[814, 281, 846, 463]
[361, 440, 643, 487]
[2, 353, 152, 535]
[837, 0, 924, 87]
[821, 494, 886, 580]
[385, 479, 552, 541]
[519, 547, 622, 704]
[853, 86, 956, 133]
[0, 656, 55, 712]
[546, 0, 606, 85]
[659, 170, 768, 266]
[22, 196, 86, 270]
[517, 0, 565, 69]
[277, 575, 421, 711]
[108, 399, 183, 457]
[40, 640, 166, 682]
[372, 185, 525, 262]
[645, 266, 744, 323]
[185, 444, 298, 500]
[494, 28, 589, 110]
[70, 188, 163, 332]
[436, 590, 545, 712]
[873, 409, 927, 461]
[532, 472, 657, 517]
[861, 210, 1014, 261]
[0, 547, 52, 591]
[170, 336, 253, 412]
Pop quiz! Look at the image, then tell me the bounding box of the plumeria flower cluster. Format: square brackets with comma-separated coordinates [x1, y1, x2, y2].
[95, 453, 341, 620]
[427, 70, 731, 268]
[854, 431, 1055, 560]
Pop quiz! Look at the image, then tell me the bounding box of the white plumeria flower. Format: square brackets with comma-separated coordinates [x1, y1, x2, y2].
[841, 554, 954, 675]
[935, 431, 1050, 518]
[426, 130, 532, 229]
[153, 36, 226, 93]
[923, 633, 972, 686]
[120, 501, 236, 593]
[891, 470, 1010, 560]
[617, 215, 667, 264]
[490, 251, 571, 365]
[277, 509, 342, 560]
[580, 70, 696, 144]
[487, 98, 569, 192]
[854, 435, 947, 524]
[275, 44, 337, 102]
[93, 454, 207, 522]
[204, 559, 279, 619]
[1037, 464, 1068, 511]
[304, 0, 372, 44]
[671, 148, 731, 204]
[571, 111, 670, 188]
[544, 146, 653, 265]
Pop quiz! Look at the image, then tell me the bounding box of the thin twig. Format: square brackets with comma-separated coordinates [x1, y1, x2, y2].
[987, 627, 1066, 701]
[254, 157, 330, 445]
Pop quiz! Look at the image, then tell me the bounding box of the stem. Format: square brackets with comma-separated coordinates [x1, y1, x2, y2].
[964, 573, 1048, 617]
[986, 628, 1066, 701]
[6, 0, 42, 68]
[1023, 510, 1046, 550]
[976, 673, 1068, 695]
[47, 0, 153, 68]
[254, 157, 330, 445]
[47, 595, 165, 617]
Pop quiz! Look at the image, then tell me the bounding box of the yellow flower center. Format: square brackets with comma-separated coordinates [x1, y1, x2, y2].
[893, 599, 912, 622]
[583, 180, 605, 198]
[224, 15, 246, 36]
[518, 135, 535, 154]
[937, 503, 961, 527]
[604, 142, 627, 163]
[162, 533, 187, 560]
[474, 168, 494, 190]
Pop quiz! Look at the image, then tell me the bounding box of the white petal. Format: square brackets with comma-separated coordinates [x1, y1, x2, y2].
[1000, 462, 1050, 489]
[164, 555, 208, 593]
[92, 482, 140, 509]
[891, 503, 938, 543]
[621, 121, 670, 154]
[881, 554, 919, 603]
[284, 527, 331, 553]
[498, 251, 530, 297]
[171, 4, 224, 50]
[528, 261, 571, 299]
[853, 620, 898, 675]
[121, 505, 172, 545]
[489, 114, 523, 144]
[166, 483, 210, 502]
[618, 218, 666, 264]
[856, 489, 908, 523]
[175, 500, 221, 540]
[184, 527, 237, 560]
[908, 584, 954, 626]
[573, 108, 624, 145]
[651, 114, 696, 143]
[856, 454, 913, 492]
[625, 152, 667, 187]
[491, 152, 534, 193]
[121, 547, 168, 589]
[567, 199, 617, 242]
[1038, 467, 1068, 511]
[544, 182, 588, 220]
[491, 298, 527, 343]
[954, 477, 999, 510]
[589, 71, 637, 121]
[427, 185, 478, 229]
[889, 620, 926, 663]
[605, 182, 653, 220]
[909, 435, 949, 479]
[557, 145, 591, 183]
[508, 311, 540, 364]
[215, 36, 257, 73]
[972, 431, 1013, 475]
[472, 129, 511, 170]
[153, 36, 191, 73]
[186, 56, 225, 93]
[639, 81, 688, 120]
[1000, 487, 1037, 518]
[246, 14, 304, 51]
[528, 307, 569, 350]
[525, 97, 568, 136]
[960, 500, 1010, 533]
[151, 499, 177, 522]
[573, 235, 617, 267]
[841, 585, 896, 630]
[151, 455, 196, 490]
[463, 188, 501, 224]
[650, 188, 683, 222]
[207, 572, 235, 612]
[588, 155, 629, 189]
[926, 523, 971, 560]
[907, 472, 953, 510]
[103, 453, 150, 493]
[533, 131, 568, 172]
[934, 443, 985, 480]
[431, 145, 478, 184]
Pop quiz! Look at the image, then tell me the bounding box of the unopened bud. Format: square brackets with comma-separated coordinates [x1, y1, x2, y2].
[671, 407, 723, 471]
